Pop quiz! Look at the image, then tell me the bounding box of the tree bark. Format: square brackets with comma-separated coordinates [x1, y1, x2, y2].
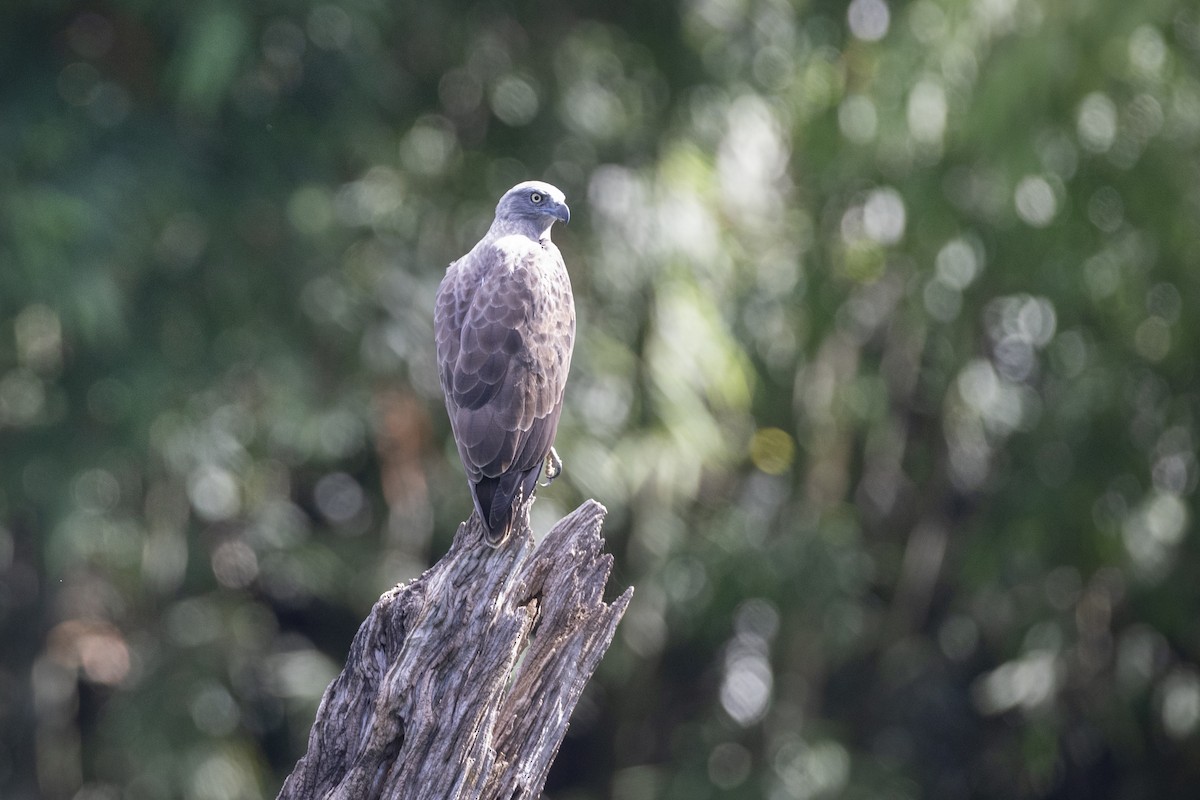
[277, 499, 631, 800]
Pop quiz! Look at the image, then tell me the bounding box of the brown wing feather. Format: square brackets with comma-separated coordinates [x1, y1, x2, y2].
[434, 237, 575, 538]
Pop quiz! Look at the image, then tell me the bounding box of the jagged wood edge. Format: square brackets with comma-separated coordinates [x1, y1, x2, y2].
[277, 499, 631, 800]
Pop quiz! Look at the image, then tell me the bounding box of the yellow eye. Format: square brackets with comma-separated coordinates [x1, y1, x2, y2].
[530, 192, 543, 204]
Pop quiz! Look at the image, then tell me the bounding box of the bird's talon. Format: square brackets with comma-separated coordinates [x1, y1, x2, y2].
[541, 448, 563, 486]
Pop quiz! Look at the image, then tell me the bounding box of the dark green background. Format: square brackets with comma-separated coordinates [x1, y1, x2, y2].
[2, 0, 1199, 797]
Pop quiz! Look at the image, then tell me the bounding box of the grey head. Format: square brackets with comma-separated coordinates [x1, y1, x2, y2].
[491, 180, 570, 240]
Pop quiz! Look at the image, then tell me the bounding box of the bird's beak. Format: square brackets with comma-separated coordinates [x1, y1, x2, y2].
[553, 201, 570, 225]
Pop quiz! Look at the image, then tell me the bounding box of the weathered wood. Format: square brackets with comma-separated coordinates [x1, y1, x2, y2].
[278, 500, 631, 800]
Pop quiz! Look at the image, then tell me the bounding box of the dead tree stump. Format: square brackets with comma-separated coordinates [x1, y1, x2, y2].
[277, 499, 631, 800]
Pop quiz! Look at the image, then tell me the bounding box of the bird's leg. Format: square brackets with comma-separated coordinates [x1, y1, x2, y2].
[540, 447, 563, 486]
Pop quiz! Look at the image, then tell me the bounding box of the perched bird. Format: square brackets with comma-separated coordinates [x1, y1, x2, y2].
[434, 181, 575, 546]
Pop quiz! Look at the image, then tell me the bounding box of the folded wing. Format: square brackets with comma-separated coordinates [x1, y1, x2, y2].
[435, 240, 575, 541]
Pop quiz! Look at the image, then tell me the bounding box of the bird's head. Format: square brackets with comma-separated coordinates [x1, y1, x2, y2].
[493, 181, 570, 240]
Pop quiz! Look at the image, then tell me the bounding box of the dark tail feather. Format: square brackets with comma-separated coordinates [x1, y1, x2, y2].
[472, 466, 543, 546]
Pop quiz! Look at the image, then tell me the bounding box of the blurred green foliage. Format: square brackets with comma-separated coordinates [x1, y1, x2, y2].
[2, 0, 1199, 798]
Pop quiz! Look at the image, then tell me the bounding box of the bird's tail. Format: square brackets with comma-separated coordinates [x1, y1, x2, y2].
[472, 466, 542, 547]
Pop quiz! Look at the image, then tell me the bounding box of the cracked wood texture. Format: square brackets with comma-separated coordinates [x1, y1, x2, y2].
[277, 499, 632, 800]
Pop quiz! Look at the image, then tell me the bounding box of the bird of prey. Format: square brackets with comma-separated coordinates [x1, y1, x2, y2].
[434, 181, 575, 546]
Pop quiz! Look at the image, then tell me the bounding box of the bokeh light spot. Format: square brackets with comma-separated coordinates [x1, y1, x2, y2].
[1129, 25, 1166, 79]
[15, 304, 63, 372]
[399, 117, 458, 177]
[708, 742, 752, 789]
[0, 368, 46, 426]
[907, 80, 947, 145]
[720, 649, 772, 726]
[863, 188, 906, 244]
[974, 651, 1061, 714]
[287, 186, 334, 235]
[838, 94, 878, 143]
[1077, 93, 1118, 153]
[1087, 186, 1124, 232]
[750, 427, 795, 475]
[211, 540, 258, 589]
[188, 465, 241, 521]
[314, 472, 365, 525]
[307, 5, 353, 50]
[490, 74, 540, 126]
[773, 737, 851, 799]
[189, 751, 256, 800]
[191, 684, 241, 737]
[1014, 175, 1057, 227]
[935, 238, 982, 289]
[1159, 669, 1200, 739]
[848, 0, 890, 42]
[1134, 317, 1171, 361]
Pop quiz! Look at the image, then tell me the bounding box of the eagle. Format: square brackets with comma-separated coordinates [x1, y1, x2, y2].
[434, 181, 575, 546]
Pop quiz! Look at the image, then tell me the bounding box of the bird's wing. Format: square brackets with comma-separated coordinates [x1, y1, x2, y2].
[435, 240, 575, 483]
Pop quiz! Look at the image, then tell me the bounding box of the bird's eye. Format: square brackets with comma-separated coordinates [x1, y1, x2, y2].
[530, 192, 543, 204]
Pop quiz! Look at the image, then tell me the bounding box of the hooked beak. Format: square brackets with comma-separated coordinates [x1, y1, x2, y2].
[553, 201, 571, 225]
